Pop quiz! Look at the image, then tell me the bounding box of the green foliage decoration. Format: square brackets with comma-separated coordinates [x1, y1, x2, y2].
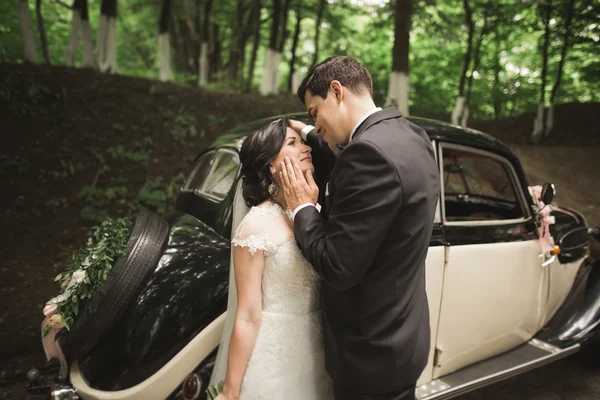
[45, 216, 131, 337]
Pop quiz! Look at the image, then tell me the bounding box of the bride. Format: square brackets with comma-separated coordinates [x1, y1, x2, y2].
[211, 118, 333, 400]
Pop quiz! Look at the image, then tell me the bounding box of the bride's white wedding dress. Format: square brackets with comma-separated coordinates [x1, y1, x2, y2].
[229, 202, 333, 400]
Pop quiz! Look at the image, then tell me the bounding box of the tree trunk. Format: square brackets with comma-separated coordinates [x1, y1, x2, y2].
[259, 0, 282, 95]
[278, 0, 291, 52]
[463, 7, 491, 127]
[246, 0, 262, 90]
[198, 0, 213, 86]
[237, 2, 255, 85]
[385, 0, 412, 116]
[80, 0, 93, 67]
[209, 23, 221, 81]
[194, 0, 201, 72]
[492, 31, 501, 118]
[159, 0, 173, 82]
[180, 18, 196, 73]
[228, 0, 245, 82]
[95, 0, 118, 73]
[287, 1, 302, 92]
[546, 0, 575, 137]
[268, 0, 291, 93]
[171, 15, 194, 74]
[65, 0, 83, 66]
[312, 0, 326, 68]
[532, 0, 552, 142]
[18, 0, 39, 63]
[35, 0, 50, 64]
[451, 0, 473, 125]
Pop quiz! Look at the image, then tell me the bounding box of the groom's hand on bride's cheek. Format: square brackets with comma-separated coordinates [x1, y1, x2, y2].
[280, 157, 319, 211]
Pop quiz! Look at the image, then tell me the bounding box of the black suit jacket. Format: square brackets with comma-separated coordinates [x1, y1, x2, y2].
[296, 108, 440, 394]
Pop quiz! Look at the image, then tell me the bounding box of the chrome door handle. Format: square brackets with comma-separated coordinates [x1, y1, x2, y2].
[542, 254, 556, 267]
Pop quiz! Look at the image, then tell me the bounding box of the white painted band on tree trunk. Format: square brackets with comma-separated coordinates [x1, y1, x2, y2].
[292, 72, 303, 94]
[532, 102, 545, 140]
[18, 0, 38, 63]
[81, 21, 94, 67]
[95, 15, 108, 69]
[460, 105, 470, 127]
[451, 96, 466, 126]
[102, 17, 118, 73]
[544, 104, 554, 137]
[158, 33, 173, 82]
[385, 71, 409, 116]
[271, 50, 282, 95]
[259, 48, 274, 96]
[198, 42, 209, 86]
[65, 9, 82, 66]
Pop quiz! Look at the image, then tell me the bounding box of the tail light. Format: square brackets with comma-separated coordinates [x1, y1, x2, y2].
[182, 373, 202, 399]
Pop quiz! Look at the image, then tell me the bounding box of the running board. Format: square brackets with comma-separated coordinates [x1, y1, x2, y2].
[416, 339, 580, 400]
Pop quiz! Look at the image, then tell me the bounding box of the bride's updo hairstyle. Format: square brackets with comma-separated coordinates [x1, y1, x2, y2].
[239, 117, 290, 207]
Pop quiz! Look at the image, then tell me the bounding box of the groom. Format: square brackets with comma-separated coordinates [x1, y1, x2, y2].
[280, 56, 440, 400]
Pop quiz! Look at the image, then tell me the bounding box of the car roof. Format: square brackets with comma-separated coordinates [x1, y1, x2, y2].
[208, 112, 517, 163]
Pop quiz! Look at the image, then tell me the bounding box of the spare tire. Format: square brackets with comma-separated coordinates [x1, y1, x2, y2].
[61, 208, 169, 357]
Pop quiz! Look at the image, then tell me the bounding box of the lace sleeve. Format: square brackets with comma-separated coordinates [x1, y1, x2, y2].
[232, 212, 277, 256]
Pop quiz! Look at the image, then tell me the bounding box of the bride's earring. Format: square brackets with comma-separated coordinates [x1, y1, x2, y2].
[268, 182, 278, 196]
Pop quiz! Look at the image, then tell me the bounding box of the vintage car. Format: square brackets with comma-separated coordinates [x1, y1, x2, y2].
[27, 114, 600, 400]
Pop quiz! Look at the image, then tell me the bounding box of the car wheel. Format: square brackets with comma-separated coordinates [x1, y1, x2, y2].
[61, 208, 169, 358]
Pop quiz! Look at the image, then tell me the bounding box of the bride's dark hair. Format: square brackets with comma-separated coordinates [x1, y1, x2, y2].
[239, 117, 290, 207]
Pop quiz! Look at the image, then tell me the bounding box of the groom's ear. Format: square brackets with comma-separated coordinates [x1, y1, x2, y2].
[330, 80, 343, 103]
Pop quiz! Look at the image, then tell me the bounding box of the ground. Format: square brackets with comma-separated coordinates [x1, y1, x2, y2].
[0, 64, 598, 399]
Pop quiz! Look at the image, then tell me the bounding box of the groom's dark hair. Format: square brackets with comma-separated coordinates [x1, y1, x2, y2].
[239, 117, 290, 207]
[297, 56, 373, 105]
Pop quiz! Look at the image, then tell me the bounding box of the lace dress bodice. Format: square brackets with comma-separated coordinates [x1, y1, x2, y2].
[230, 202, 332, 399]
[232, 203, 321, 315]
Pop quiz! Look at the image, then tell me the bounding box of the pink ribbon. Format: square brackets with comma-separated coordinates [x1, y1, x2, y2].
[41, 304, 68, 380]
[528, 185, 579, 253]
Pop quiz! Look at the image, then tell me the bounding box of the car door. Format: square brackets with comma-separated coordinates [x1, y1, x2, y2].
[433, 143, 547, 378]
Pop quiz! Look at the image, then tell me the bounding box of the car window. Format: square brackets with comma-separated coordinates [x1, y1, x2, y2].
[183, 151, 214, 192]
[442, 146, 525, 222]
[196, 149, 240, 201]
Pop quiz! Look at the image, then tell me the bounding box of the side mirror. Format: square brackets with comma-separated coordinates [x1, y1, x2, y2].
[541, 182, 555, 205]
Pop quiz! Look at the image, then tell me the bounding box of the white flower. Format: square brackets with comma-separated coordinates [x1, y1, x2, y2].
[46, 294, 66, 305]
[63, 269, 87, 299]
[47, 314, 65, 330]
[71, 269, 87, 285]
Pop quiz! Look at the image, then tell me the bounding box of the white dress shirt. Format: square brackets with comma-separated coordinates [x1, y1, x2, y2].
[292, 107, 382, 220]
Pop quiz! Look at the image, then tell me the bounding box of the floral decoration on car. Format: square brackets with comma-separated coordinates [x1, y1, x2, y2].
[40, 217, 131, 378]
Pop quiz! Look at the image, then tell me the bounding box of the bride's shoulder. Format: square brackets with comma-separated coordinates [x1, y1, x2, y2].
[233, 202, 288, 256]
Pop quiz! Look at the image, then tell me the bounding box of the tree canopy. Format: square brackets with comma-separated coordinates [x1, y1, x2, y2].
[2, 0, 598, 120]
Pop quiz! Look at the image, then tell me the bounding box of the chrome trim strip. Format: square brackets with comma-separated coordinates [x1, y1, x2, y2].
[444, 217, 531, 227]
[417, 341, 579, 400]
